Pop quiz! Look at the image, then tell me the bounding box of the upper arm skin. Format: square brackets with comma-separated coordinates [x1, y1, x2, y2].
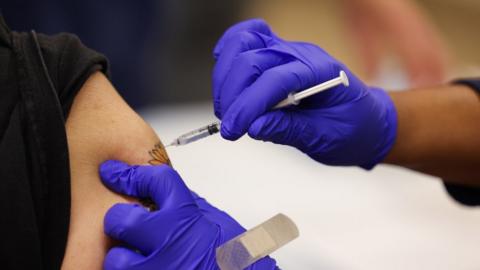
[62, 72, 169, 269]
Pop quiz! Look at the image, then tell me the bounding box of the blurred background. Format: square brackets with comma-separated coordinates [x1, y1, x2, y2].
[3, 0, 480, 109]
[3, 0, 480, 269]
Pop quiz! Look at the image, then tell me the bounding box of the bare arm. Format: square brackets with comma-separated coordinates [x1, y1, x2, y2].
[385, 84, 480, 186]
[62, 72, 169, 269]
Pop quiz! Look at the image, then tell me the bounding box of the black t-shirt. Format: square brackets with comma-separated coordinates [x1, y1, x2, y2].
[0, 16, 108, 269]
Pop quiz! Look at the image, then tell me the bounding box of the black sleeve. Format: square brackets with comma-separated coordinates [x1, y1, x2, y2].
[34, 32, 110, 117]
[0, 15, 109, 269]
[444, 183, 480, 206]
[443, 78, 480, 206]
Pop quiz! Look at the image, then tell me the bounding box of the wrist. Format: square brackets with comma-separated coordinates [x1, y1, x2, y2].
[360, 87, 398, 169]
[383, 84, 480, 181]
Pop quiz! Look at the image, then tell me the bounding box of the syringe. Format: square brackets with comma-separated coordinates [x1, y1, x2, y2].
[166, 121, 221, 147]
[166, 70, 349, 147]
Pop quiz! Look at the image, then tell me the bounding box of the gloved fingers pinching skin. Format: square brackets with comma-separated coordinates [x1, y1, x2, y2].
[99, 160, 279, 270]
[100, 160, 194, 210]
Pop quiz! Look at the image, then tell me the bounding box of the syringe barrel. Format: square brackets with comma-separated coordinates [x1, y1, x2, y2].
[177, 131, 211, 145]
[176, 121, 221, 145]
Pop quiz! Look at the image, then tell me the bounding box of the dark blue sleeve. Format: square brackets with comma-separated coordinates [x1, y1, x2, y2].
[443, 78, 480, 206]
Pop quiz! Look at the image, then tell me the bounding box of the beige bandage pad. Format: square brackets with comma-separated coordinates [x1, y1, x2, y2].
[216, 213, 299, 270]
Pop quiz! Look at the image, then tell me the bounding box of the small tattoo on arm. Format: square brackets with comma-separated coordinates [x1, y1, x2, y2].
[148, 142, 171, 165]
[142, 142, 171, 211]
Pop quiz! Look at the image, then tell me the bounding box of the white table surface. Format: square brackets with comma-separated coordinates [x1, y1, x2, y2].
[142, 103, 480, 270]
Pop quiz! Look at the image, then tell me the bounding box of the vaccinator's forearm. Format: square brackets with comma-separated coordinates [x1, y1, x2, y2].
[384, 85, 480, 186]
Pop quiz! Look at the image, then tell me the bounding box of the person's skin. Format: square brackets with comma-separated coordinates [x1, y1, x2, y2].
[61, 72, 170, 269]
[385, 84, 480, 186]
[342, 0, 449, 86]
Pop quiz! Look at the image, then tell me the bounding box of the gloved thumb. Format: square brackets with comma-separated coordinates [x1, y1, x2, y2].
[104, 247, 145, 270]
[248, 110, 308, 148]
[99, 160, 194, 210]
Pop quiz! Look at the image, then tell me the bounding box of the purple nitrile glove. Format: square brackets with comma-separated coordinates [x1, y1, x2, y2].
[100, 160, 278, 270]
[212, 18, 397, 169]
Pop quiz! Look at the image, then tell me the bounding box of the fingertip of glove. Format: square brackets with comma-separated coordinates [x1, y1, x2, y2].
[104, 203, 133, 234]
[247, 118, 264, 139]
[99, 160, 128, 182]
[104, 203, 147, 236]
[248, 18, 270, 31]
[214, 18, 271, 59]
[104, 247, 143, 270]
[220, 121, 242, 141]
[104, 248, 128, 270]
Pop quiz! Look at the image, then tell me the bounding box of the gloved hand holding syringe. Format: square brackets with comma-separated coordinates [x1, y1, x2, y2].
[166, 70, 349, 147]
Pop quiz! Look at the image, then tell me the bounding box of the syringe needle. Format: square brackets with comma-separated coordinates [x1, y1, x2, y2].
[167, 121, 221, 147]
[165, 140, 179, 148]
[168, 71, 348, 147]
